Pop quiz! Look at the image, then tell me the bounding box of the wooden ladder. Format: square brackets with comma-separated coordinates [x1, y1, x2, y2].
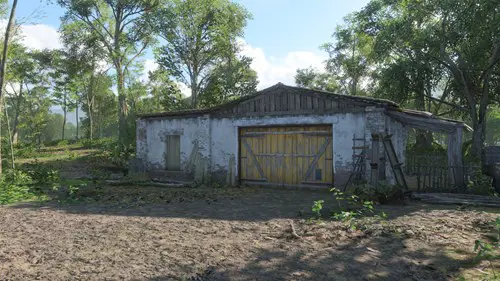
[380, 134, 409, 191]
[343, 135, 368, 191]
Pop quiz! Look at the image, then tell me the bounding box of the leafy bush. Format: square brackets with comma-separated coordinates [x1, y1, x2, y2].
[22, 160, 60, 188]
[352, 181, 401, 204]
[328, 187, 387, 230]
[467, 168, 493, 195]
[96, 142, 135, 173]
[0, 170, 37, 204]
[312, 200, 324, 219]
[57, 139, 70, 146]
[14, 144, 38, 158]
[77, 137, 116, 149]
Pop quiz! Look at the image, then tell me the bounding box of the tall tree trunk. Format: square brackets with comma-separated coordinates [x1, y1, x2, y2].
[4, 99, 15, 168]
[89, 108, 93, 141]
[62, 107, 66, 140]
[190, 68, 199, 107]
[62, 92, 67, 140]
[87, 75, 95, 140]
[75, 100, 79, 140]
[414, 68, 433, 151]
[0, 0, 19, 175]
[12, 82, 23, 144]
[117, 65, 127, 144]
[471, 117, 486, 162]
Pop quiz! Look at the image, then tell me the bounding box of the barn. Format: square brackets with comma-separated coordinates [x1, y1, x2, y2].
[136, 83, 468, 188]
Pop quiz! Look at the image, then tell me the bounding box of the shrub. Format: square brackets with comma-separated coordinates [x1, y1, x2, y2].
[327, 187, 387, 230]
[14, 144, 38, 158]
[96, 143, 135, 172]
[352, 181, 401, 204]
[467, 167, 493, 195]
[77, 137, 116, 149]
[21, 160, 60, 188]
[0, 170, 36, 204]
[312, 200, 324, 219]
[57, 139, 69, 146]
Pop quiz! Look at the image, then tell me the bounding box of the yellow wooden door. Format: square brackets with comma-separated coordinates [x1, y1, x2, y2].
[239, 125, 333, 187]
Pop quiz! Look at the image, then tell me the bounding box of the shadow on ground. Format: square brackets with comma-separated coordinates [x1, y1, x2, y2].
[4, 185, 499, 280]
[144, 233, 481, 281]
[13, 186, 335, 221]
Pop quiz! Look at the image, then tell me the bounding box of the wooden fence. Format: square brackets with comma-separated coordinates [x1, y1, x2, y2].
[405, 155, 479, 192]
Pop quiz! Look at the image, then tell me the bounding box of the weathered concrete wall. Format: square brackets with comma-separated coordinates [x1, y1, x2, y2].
[137, 109, 408, 187]
[384, 115, 407, 184]
[137, 116, 210, 181]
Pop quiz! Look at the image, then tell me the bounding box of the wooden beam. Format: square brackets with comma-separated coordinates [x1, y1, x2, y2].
[425, 95, 467, 111]
[370, 134, 380, 186]
[448, 127, 464, 189]
[387, 111, 464, 133]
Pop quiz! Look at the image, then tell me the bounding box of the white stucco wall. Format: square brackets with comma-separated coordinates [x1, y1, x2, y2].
[136, 109, 407, 186]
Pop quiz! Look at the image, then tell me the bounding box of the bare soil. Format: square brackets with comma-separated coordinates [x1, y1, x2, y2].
[0, 186, 498, 281]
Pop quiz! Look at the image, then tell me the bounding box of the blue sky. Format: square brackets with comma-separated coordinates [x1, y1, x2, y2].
[15, 0, 369, 88]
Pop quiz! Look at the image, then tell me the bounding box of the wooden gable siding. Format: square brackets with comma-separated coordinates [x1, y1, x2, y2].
[214, 88, 369, 117]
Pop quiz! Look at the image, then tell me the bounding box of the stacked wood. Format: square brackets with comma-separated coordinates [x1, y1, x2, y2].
[412, 193, 500, 208]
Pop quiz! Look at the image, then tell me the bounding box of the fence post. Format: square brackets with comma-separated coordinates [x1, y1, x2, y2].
[370, 134, 380, 186]
[448, 127, 464, 190]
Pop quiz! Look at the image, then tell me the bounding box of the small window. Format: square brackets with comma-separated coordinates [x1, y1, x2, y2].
[315, 169, 322, 180]
[165, 135, 181, 171]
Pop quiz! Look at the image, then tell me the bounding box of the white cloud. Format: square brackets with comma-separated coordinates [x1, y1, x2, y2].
[140, 59, 159, 82]
[19, 23, 62, 50]
[239, 40, 327, 89]
[140, 59, 191, 97]
[0, 20, 62, 50]
[177, 82, 190, 97]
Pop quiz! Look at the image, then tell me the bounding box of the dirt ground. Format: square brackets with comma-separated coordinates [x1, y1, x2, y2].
[0, 185, 498, 281]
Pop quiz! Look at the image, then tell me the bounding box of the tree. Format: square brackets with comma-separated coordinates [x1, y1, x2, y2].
[50, 50, 77, 140]
[80, 72, 115, 140]
[17, 50, 54, 146]
[200, 55, 258, 107]
[355, 0, 500, 161]
[145, 68, 186, 112]
[486, 107, 500, 146]
[152, 0, 251, 107]
[4, 42, 33, 144]
[322, 15, 373, 96]
[58, 0, 158, 145]
[295, 67, 339, 92]
[0, 0, 18, 174]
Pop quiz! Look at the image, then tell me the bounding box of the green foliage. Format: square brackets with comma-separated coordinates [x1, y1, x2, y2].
[352, 182, 401, 205]
[199, 55, 258, 108]
[0, 170, 35, 204]
[22, 160, 60, 188]
[486, 107, 500, 146]
[322, 14, 374, 96]
[152, 0, 252, 106]
[140, 68, 188, 113]
[407, 139, 447, 155]
[474, 218, 500, 279]
[467, 168, 493, 195]
[96, 141, 135, 172]
[329, 187, 384, 230]
[59, 0, 157, 144]
[295, 67, 339, 92]
[13, 143, 38, 158]
[77, 137, 115, 149]
[57, 139, 69, 146]
[311, 200, 324, 219]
